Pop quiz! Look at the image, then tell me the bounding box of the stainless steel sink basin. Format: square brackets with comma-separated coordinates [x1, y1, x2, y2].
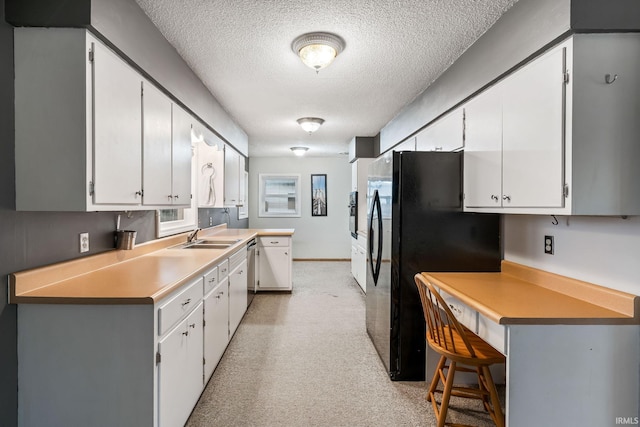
[171, 238, 241, 250]
[183, 243, 233, 249]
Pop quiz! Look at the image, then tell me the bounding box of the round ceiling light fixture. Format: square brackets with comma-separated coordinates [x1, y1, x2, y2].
[292, 32, 345, 72]
[290, 146, 310, 156]
[296, 117, 325, 133]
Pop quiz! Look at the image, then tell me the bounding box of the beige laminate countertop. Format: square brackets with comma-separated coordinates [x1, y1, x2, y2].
[10, 226, 294, 305]
[421, 261, 640, 325]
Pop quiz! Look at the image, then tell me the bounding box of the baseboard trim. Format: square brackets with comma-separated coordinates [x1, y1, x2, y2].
[293, 258, 350, 262]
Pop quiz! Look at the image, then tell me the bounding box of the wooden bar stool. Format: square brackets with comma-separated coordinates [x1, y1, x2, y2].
[414, 273, 505, 427]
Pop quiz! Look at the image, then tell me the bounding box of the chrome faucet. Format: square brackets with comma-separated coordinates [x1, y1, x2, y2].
[187, 228, 201, 243]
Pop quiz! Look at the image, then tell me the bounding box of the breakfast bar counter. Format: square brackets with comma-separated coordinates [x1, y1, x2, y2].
[420, 261, 640, 427]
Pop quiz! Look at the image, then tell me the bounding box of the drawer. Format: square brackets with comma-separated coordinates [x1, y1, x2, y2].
[259, 236, 290, 247]
[158, 277, 203, 336]
[203, 265, 219, 296]
[217, 259, 229, 281]
[229, 248, 246, 271]
[477, 312, 507, 355]
[438, 289, 477, 333]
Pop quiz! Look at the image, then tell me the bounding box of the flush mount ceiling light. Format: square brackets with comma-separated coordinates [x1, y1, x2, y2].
[290, 146, 309, 156]
[297, 117, 325, 133]
[292, 32, 345, 72]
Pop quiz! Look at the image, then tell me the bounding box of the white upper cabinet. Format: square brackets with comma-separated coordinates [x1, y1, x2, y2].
[224, 146, 244, 208]
[142, 82, 172, 206]
[14, 28, 193, 211]
[501, 47, 564, 208]
[464, 34, 640, 215]
[463, 82, 503, 208]
[92, 39, 144, 205]
[415, 107, 464, 152]
[170, 105, 194, 206]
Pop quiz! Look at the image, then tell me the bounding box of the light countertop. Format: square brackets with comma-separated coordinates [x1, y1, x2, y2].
[421, 261, 640, 325]
[10, 226, 294, 305]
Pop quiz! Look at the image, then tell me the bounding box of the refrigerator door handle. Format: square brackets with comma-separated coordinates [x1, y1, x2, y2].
[368, 190, 383, 285]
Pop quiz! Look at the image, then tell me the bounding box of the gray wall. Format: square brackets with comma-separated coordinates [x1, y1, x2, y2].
[248, 156, 352, 259]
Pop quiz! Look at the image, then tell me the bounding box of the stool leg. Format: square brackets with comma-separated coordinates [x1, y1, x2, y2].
[427, 355, 447, 402]
[437, 360, 457, 427]
[481, 365, 504, 427]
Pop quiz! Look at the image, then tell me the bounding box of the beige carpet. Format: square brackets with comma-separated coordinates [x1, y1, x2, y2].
[186, 261, 501, 427]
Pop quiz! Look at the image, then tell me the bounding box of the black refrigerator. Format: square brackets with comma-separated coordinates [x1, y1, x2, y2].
[365, 151, 501, 381]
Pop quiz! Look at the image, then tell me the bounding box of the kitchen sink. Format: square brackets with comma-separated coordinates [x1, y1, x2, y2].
[171, 239, 241, 250]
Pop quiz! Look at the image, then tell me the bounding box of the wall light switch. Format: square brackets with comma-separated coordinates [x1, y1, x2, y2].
[80, 232, 89, 253]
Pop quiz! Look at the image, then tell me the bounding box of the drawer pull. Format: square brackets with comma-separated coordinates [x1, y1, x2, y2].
[181, 298, 191, 306]
[270, 241, 279, 244]
[208, 278, 216, 283]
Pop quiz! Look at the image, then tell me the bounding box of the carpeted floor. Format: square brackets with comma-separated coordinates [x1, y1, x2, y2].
[186, 261, 502, 427]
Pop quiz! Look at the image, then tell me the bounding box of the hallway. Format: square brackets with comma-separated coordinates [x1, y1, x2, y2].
[186, 261, 499, 427]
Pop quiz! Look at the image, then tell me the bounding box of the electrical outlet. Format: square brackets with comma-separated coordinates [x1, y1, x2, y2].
[209, 216, 213, 226]
[544, 235, 554, 255]
[80, 232, 89, 253]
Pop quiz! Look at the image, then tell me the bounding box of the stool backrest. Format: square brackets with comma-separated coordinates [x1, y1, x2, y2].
[414, 273, 476, 358]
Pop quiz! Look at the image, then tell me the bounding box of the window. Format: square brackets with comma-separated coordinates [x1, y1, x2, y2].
[156, 145, 198, 237]
[259, 174, 301, 217]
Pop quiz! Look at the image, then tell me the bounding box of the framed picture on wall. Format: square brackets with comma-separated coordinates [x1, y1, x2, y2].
[311, 174, 327, 216]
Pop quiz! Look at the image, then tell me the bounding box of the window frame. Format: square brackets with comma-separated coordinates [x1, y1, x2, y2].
[258, 173, 301, 218]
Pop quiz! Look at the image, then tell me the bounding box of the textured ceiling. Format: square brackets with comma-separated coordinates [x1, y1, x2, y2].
[134, 0, 518, 157]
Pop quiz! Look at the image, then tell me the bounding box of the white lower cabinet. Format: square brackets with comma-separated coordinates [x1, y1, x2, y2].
[257, 236, 292, 291]
[203, 278, 228, 382]
[350, 236, 367, 292]
[228, 250, 248, 337]
[17, 255, 250, 427]
[158, 301, 204, 427]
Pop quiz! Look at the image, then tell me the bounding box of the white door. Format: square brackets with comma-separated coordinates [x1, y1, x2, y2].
[228, 260, 247, 337]
[502, 47, 565, 208]
[463, 83, 503, 208]
[158, 302, 203, 427]
[142, 81, 172, 205]
[171, 105, 193, 206]
[92, 40, 142, 205]
[258, 246, 291, 289]
[224, 147, 240, 206]
[204, 279, 229, 381]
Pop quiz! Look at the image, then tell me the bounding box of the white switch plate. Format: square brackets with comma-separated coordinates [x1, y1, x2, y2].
[80, 232, 89, 253]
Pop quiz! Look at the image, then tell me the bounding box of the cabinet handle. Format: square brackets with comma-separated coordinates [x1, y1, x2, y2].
[238, 270, 243, 274]
[181, 298, 191, 306]
[174, 195, 179, 200]
[491, 195, 499, 202]
[135, 191, 143, 197]
[435, 147, 443, 151]
[270, 241, 279, 244]
[189, 323, 196, 329]
[502, 195, 511, 202]
[182, 331, 189, 336]
[208, 278, 216, 283]
[167, 195, 173, 200]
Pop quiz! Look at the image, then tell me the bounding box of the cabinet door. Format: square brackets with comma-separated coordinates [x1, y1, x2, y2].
[171, 105, 193, 206]
[463, 84, 503, 208]
[258, 246, 291, 290]
[142, 81, 172, 205]
[228, 260, 247, 337]
[224, 146, 240, 206]
[238, 171, 249, 219]
[92, 40, 142, 205]
[502, 47, 565, 208]
[204, 279, 228, 381]
[415, 108, 464, 152]
[158, 302, 203, 427]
